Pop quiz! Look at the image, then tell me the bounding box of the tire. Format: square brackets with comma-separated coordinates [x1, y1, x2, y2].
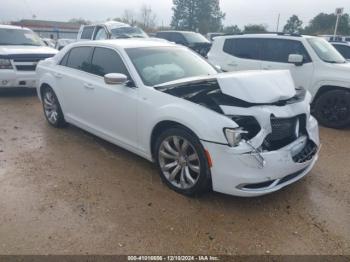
[154, 127, 212, 196]
[41, 86, 67, 128]
[313, 89, 350, 129]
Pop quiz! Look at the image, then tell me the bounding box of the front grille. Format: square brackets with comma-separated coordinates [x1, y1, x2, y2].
[263, 115, 306, 150]
[292, 140, 318, 163]
[11, 54, 55, 72]
[15, 65, 37, 71]
[13, 58, 43, 62]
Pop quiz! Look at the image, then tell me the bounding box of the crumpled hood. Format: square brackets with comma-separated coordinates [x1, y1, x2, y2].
[0, 45, 57, 56]
[217, 70, 296, 103]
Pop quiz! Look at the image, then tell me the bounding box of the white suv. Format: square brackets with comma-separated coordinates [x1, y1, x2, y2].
[0, 25, 57, 89]
[208, 33, 350, 128]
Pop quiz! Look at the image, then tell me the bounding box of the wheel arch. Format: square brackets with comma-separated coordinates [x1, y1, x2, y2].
[150, 120, 201, 161]
[39, 83, 52, 99]
[312, 85, 350, 105]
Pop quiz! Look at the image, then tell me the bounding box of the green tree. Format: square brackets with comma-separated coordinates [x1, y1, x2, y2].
[223, 25, 241, 34]
[171, 0, 225, 34]
[283, 15, 303, 34]
[243, 24, 267, 33]
[304, 13, 350, 35]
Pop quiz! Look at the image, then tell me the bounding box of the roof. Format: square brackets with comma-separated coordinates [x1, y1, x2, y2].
[157, 30, 196, 34]
[71, 38, 176, 49]
[216, 33, 316, 40]
[11, 20, 81, 30]
[0, 24, 29, 30]
[85, 21, 132, 30]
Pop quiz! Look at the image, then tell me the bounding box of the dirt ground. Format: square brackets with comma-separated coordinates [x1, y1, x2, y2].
[0, 89, 349, 255]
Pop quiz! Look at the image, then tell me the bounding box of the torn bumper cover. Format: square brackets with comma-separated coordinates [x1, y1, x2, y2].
[202, 114, 319, 197]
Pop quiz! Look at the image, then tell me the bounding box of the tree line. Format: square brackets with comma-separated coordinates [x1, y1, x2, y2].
[69, 0, 350, 35]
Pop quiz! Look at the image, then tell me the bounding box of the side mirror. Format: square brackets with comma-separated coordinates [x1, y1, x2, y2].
[288, 54, 304, 66]
[104, 73, 128, 85]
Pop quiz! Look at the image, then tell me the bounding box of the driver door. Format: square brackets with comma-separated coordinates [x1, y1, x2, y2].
[80, 47, 139, 150]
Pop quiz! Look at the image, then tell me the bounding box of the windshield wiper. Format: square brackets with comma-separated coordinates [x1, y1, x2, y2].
[18, 43, 41, 46]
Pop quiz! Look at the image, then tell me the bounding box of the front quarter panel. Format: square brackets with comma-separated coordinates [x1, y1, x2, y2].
[138, 87, 237, 157]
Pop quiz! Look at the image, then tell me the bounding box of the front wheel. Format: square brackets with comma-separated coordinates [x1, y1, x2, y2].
[155, 128, 212, 196]
[313, 90, 350, 129]
[42, 86, 67, 128]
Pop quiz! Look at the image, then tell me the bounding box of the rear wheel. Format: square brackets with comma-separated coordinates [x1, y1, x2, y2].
[313, 89, 350, 129]
[42, 86, 67, 128]
[155, 128, 212, 196]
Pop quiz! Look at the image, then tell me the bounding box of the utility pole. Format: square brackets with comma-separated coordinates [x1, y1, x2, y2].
[334, 8, 344, 38]
[276, 13, 280, 32]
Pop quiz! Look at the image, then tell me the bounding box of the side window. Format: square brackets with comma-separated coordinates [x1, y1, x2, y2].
[59, 51, 70, 66]
[90, 47, 130, 78]
[66, 47, 92, 72]
[80, 26, 95, 40]
[94, 27, 108, 40]
[261, 39, 311, 63]
[334, 45, 350, 59]
[172, 33, 186, 44]
[223, 38, 261, 60]
[156, 33, 170, 41]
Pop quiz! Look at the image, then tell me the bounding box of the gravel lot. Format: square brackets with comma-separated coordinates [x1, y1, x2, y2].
[0, 89, 349, 255]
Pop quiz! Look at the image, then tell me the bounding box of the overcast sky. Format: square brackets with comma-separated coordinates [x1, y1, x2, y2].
[0, 0, 349, 30]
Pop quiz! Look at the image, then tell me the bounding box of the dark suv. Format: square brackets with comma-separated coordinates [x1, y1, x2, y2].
[155, 31, 211, 56]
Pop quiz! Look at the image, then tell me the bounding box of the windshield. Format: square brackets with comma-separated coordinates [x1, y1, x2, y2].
[307, 37, 346, 63]
[182, 32, 209, 43]
[126, 47, 218, 86]
[111, 27, 148, 39]
[0, 28, 44, 46]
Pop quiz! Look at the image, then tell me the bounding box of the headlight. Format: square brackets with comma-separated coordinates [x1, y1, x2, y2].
[0, 59, 13, 69]
[229, 115, 261, 140]
[224, 128, 248, 147]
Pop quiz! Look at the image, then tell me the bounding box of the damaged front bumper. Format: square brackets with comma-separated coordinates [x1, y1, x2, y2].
[202, 109, 320, 197]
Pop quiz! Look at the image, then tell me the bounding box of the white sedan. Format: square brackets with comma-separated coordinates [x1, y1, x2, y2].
[36, 39, 320, 197]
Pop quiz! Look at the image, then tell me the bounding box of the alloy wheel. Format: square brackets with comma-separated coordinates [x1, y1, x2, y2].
[320, 96, 349, 123]
[158, 136, 201, 190]
[43, 89, 59, 125]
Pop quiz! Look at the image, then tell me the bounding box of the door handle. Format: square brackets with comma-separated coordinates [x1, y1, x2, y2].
[228, 62, 238, 67]
[54, 72, 62, 79]
[83, 83, 94, 90]
[262, 65, 272, 70]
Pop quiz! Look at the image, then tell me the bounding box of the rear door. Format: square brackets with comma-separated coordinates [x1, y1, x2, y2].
[260, 38, 314, 89]
[220, 38, 262, 71]
[55, 46, 94, 124]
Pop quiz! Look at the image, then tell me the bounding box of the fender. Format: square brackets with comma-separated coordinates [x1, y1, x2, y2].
[311, 79, 350, 101]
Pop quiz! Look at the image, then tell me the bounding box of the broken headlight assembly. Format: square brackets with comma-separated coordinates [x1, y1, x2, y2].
[224, 116, 261, 147]
[0, 59, 13, 70]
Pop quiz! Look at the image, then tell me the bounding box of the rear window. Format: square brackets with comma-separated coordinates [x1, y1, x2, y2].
[223, 38, 261, 60]
[80, 26, 94, 40]
[66, 47, 92, 72]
